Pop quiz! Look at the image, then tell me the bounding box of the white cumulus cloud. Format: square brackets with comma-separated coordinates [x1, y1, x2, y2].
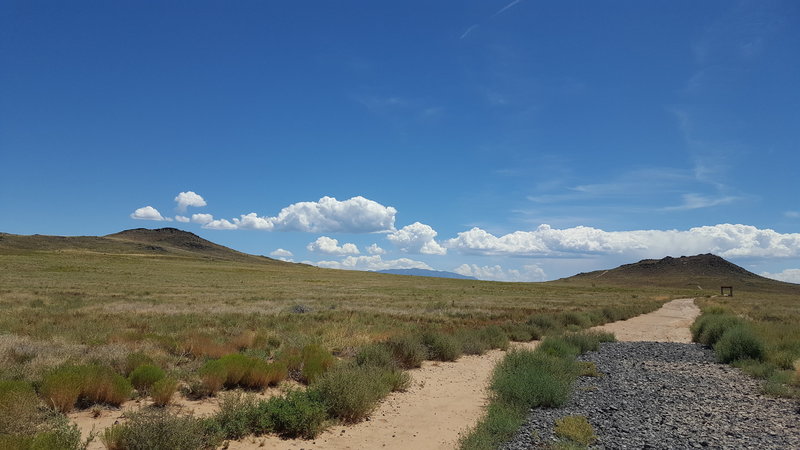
[367, 243, 386, 255]
[314, 255, 432, 271]
[199, 196, 396, 233]
[191, 213, 214, 225]
[445, 224, 800, 260]
[204, 218, 237, 230]
[387, 222, 446, 255]
[269, 248, 294, 261]
[761, 269, 800, 284]
[174, 191, 207, 212]
[130, 206, 167, 221]
[306, 236, 360, 255]
[454, 264, 547, 282]
[174, 215, 190, 223]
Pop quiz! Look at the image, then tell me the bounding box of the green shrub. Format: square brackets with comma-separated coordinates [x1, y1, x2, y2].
[562, 331, 615, 354]
[480, 326, 509, 350]
[0, 380, 40, 435]
[123, 353, 155, 376]
[386, 334, 427, 369]
[715, 326, 765, 363]
[554, 415, 596, 446]
[492, 350, 578, 408]
[457, 329, 490, 356]
[128, 364, 165, 393]
[215, 392, 258, 440]
[378, 368, 411, 392]
[198, 360, 227, 395]
[502, 323, 540, 342]
[421, 331, 461, 362]
[101, 408, 221, 450]
[258, 389, 328, 439]
[41, 365, 132, 413]
[691, 313, 745, 346]
[355, 343, 394, 368]
[199, 354, 286, 393]
[459, 401, 525, 450]
[536, 337, 581, 359]
[313, 365, 392, 423]
[528, 315, 560, 332]
[0, 414, 82, 450]
[300, 344, 336, 384]
[150, 377, 178, 407]
[561, 312, 590, 328]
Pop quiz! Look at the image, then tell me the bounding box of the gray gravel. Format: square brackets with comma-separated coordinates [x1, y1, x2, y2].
[503, 342, 800, 449]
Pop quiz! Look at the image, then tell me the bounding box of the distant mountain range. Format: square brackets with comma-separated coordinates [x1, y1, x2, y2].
[375, 268, 477, 280]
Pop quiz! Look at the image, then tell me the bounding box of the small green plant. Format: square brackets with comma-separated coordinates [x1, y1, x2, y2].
[386, 334, 427, 369]
[715, 325, 765, 363]
[123, 352, 155, 376]
[215, 392, 258, 440]
[536, 337, 581, 359]
[421, 330, 461, 362]
[128, 364, 165, 393]
[313, 364, 392, 423]
[300, 344, 336, 383]
[257, 389, 328, 439]
[691, 313, 745, 347]
[150, 377, 179, 407]
[355, 343, 395, 368]
[492, 350, 579, 408]
[100, 408, 221, 450]
[554, 415, 596, 446]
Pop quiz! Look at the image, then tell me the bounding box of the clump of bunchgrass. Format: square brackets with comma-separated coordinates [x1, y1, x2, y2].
[128, 364, 165, 394]
[150, 376, 179, 407]
[258, 389, 328, 439]
[40, 364, 132, 412]
[492, 350, 579, 409]
[0, 380, 40, 435]
[691, 312, 745, 347]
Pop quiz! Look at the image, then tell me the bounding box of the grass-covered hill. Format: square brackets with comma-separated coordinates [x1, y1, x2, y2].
[562, 254, 799, 294]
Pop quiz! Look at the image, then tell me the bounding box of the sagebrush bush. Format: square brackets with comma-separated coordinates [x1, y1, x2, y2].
[128, 364, 165, 393]
[0, 412, 82, 450]
[101, 409, 221, 450]
[480, 326, 509, 350]
[313, 364, 392, 423]
[258, 389, 328, 439]
[492, 350, 579, 408]
[715, 325, 765, 363]
[386, 334, 427, 369]
[150, 377, 178, 407]
[41, 364, 132, 412]
[457, 329, 490, 356]
[421, 331, 461, 362]
[355, 343, 395, 368]
[215, 392, 258, 440]
[0, 380, 40, 435]
[561, 312, 591, 328]
[528, 315, 560, 332]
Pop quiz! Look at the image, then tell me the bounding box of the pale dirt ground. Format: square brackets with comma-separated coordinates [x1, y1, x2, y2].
[71, 298, 699, 450]
[590, 298, 700, 343]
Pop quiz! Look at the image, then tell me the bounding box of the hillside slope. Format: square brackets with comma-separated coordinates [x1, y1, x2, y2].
[0, 228, 279, 264]
[563, 254, 798, 293]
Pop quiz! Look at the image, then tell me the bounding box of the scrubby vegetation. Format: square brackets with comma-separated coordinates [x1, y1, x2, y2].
[460, 331, 615, 450]
[691, 302, 800, 398]
[0, 232, 675, 444]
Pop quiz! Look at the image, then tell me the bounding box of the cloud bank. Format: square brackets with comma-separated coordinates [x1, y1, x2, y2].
[454, 264, 547, 282]
[446, 224, 800, 260]
[761, 269, 800, 284]
[202, 196, 397, 233]
[314, 255, 433, 271]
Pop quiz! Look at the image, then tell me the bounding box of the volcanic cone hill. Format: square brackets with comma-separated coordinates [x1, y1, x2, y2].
[562, 254, 799, 294]
[0, 228, 280, 264]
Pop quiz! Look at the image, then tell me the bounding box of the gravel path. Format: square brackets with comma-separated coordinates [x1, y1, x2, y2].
[504, 342, 800, 449]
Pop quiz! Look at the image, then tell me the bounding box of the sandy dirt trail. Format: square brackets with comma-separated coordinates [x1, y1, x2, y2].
[591, 298, 700, 343]
[72, 298, 699, 450]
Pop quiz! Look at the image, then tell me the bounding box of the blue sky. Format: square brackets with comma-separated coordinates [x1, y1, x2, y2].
[2, 1, 800, 282]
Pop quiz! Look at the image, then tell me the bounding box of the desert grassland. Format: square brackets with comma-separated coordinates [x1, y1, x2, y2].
[0, 248, 686, 448]
[694, 291, 800, 398]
